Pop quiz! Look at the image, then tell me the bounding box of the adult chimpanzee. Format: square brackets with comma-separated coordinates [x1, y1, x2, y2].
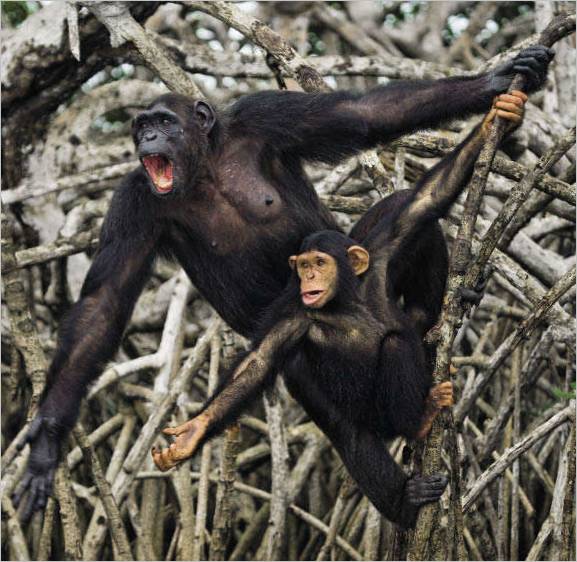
[151, 91, 528, 527]
[13, 45, 550, 520]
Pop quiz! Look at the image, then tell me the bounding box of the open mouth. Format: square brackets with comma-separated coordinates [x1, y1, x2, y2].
[301, 290, 325, 307]
[142, 154, 174, 194]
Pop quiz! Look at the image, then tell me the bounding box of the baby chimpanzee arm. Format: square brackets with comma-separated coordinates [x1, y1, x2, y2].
[367, 91, 528, 265]
[152, 317, 309, 471]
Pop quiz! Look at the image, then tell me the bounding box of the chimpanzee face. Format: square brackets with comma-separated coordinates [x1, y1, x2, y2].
[290, 251, 339, 308]
[289, 245, 371, 309]
[132, 100, 215, 197]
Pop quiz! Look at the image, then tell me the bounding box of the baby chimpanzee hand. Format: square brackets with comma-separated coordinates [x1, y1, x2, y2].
[11, 416, 62, 522]
[482, 90, 528, 135]
[151, 414, 209, 471]
[488, 46, 555, 93]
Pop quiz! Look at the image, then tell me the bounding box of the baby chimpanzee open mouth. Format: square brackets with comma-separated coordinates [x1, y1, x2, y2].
[301, 290, 325, 307]
[142, 154, 174, 194]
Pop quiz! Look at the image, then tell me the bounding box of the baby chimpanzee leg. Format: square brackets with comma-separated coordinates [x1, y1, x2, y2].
[284, 361, 446, 528]
[332, 423, 447, 528]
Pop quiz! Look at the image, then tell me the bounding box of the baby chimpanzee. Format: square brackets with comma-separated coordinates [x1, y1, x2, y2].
[153, 230, 453, 526]
[152, 91, 527, 527]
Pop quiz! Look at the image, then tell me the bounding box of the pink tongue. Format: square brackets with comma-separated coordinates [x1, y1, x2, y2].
[145, 156, 173, 190]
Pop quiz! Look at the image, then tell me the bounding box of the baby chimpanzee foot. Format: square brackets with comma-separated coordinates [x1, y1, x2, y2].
[406, 474, 449, 506]
[458, 265, 493, 306]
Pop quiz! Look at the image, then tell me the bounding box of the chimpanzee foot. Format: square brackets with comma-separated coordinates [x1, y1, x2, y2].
[458, 265, 493, 306]
[429, 381, 454, 409]
[406, 474, 449, 506]
[151, 414, 208, 471]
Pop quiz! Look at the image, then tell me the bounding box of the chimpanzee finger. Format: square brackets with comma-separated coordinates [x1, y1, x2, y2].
[157, 448, 174, 471]
[11, 472, 33, 507]
[420, 477, 447, 489]
[162, 426, 181, 436]
[514, 55, 544, 70]
[46, 468, 55, 495]
[16, 417, 42, 451]
[510, 90, 528, 102]
[513, 61, 541, 82]
[528, 46, 555, 59]
[497, 110, 523, 123]
[495, 101, 523, 114]
[152, 446, 170, 471]
[497, 94, 524, 106]
[35, 479, 47, 511]
[20, 478, 39, 523]
[519, 46, 551, 61]
[424, 474, 448, 486]
[419, 493, 445, 504]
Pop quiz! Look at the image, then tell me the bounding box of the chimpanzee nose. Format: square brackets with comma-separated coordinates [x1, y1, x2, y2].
[144, 131, 157, 142]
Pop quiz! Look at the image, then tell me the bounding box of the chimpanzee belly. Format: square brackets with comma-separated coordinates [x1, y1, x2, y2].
[283, 342, 393, 437]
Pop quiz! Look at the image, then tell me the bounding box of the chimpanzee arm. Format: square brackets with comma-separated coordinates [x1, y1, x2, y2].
[364, 90, 529, 274]
[12, 176, 160, 519]
[152, 315, 309, 471]
[229, 47, 551, 164]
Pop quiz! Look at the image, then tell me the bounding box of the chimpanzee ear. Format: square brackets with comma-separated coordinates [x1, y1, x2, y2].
[347, 246, 370, 276]
[288, 255, 298, 270]
[193, 100, 216, 133]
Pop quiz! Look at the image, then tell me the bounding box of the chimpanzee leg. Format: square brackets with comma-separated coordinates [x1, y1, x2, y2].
[284, 357, 444, 528]
[402, 222, 448, 340]
[400, 223, 448, 374]
[378, 331, 431, 439]
[333, 423, 420, 528]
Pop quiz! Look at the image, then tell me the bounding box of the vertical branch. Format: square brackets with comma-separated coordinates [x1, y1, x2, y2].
[394, 147, 406, 191]
[316, 479, 350, 561]
[560, 423, 576, 561]
[192, 333, 222, 560]
[1, 498, 31, 561]
[209, 424, 241, 560]
[362, 503, 382, 560]
[262, 383, 290, 560]
[509, 346, 522, 561]
[37, 497, 56, 561]
[1, 212, 47, 415]
[55, 460, 83, 560]
[210, 327, 241, 561]
[72, 424, 133, 560]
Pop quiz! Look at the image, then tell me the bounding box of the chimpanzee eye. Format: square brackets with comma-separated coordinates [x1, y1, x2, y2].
[317, 258, 325, 267]
[162, 118, 171, 126]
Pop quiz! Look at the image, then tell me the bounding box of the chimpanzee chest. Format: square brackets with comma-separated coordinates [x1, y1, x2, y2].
[306, 322, 379, 355]
[217, 144, 285, 224]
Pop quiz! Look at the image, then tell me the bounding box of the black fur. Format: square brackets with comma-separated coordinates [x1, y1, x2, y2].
[13, 46, 554, 521]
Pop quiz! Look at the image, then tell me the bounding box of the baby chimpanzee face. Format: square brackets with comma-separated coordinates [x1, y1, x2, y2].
[290, 250, 338, 308]
[288, 244, 370, 309]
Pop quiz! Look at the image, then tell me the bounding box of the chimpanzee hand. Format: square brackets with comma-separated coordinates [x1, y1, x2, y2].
[488, 46, 555, 94]
[406, 473, 448, 506]
[151, 413, 209, 471]
[11, 416, 61, 522]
